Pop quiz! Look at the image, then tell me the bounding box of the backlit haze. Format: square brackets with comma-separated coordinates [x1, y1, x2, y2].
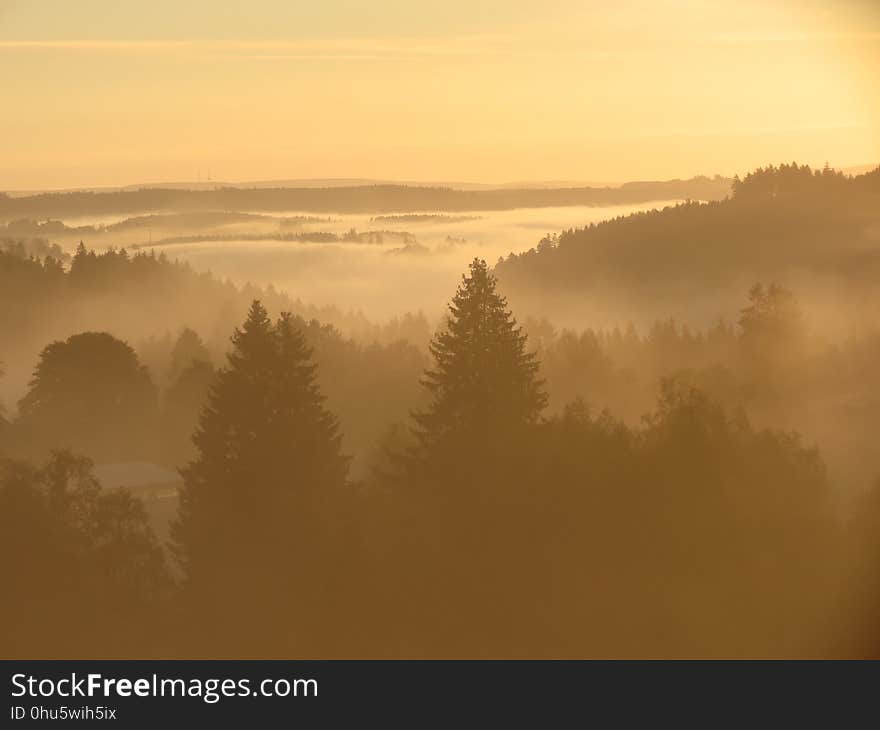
[2, 0, 878, 190]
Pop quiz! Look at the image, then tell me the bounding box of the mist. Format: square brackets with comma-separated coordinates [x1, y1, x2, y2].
[3, 0, 880, 664]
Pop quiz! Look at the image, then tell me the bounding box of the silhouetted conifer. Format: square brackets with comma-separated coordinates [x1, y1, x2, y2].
[168, 327, 211, 383]
[396, 260, 547, 656]
[172, 301, 348, 654]
[413, 258, 546, 455]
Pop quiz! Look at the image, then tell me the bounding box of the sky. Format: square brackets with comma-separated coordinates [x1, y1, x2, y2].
[1, 0, 878, 189]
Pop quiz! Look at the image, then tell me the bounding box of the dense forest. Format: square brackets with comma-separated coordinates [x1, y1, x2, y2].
[2, 165, 880, 658]
[497, 164, 880, 327]
[0, 176, 731, 221]
[0, 242, 429, 475]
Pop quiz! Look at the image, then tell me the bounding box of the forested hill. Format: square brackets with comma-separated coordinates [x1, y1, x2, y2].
[0, 244, 429, 473]
[0, 176, 730, 220]
[495, 164, 880, 326]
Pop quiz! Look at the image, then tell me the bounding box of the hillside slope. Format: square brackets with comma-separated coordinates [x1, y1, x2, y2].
[495, 165, 880, 329]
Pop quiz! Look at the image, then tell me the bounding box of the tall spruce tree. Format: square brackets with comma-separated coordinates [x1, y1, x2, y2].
[393, 260, 547, 655]
[172, 301, 348, 652]
[413, 258, 546, 454]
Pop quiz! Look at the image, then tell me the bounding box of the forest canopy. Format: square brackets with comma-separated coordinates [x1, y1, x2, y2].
[496, 164, 880, 329]
[2, 164, 880, 659]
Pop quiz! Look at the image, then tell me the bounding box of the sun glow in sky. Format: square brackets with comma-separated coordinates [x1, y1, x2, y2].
[1, 0, 878, 188]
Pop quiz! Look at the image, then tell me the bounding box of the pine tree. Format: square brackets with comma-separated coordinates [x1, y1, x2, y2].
[271, 311, 348, 493]
[392, 261, 547, 655]
[413, 258, 546, 455]
[172, 301, 348, 651]
[167, 328, 210, 383]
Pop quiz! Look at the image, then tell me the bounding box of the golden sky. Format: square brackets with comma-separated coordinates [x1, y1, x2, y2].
[1, 0, 878, 188]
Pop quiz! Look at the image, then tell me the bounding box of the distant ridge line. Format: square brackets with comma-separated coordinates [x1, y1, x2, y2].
[5, 176, 720, 196]
[0, 178, 733, 220]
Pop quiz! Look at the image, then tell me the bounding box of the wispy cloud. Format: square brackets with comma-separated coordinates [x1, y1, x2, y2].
[714, 30, 880, 43]
[0, 35, 515, 59]
[0, 39, 191, 50]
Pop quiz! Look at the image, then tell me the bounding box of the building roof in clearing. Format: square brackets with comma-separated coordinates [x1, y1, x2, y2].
[93, 462, 182, 490]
